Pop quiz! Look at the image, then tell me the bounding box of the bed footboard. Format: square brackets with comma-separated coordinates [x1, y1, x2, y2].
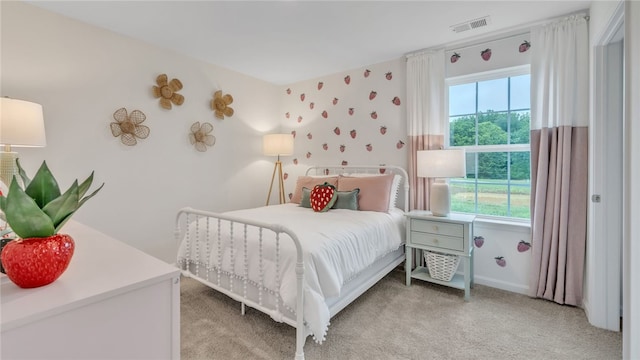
[175, 207, 306, 360]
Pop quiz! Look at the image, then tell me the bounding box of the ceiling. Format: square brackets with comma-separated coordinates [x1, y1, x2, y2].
[26, 1, 592, 85]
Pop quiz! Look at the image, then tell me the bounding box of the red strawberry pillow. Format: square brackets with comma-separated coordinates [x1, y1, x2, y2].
[310, 182, 337, 212]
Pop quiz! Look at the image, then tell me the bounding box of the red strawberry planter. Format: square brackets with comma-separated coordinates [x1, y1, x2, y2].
[1, 234, 75, 288]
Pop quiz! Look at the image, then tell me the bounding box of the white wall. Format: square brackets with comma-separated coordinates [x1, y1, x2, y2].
[624, 2, 640, 357]
[1, 2, 281, 262]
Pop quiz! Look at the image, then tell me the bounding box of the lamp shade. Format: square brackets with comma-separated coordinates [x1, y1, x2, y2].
[417, 149, 466, 178]
[263, 133, 293, 156]
[0, 98, 46, 147]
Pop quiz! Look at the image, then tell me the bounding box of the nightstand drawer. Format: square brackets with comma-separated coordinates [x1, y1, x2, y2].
[409, 231, 464, 251]
[411, 219, 463, 238]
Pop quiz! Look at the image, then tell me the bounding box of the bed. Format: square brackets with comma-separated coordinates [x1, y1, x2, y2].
[175, 165, 409, 359]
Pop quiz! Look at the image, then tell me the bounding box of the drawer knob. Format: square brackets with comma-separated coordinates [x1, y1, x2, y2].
[433, 238, 439, 243]
[432, 225, 439, 231]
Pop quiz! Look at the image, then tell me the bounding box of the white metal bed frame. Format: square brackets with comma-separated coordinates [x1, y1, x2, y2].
[175, 165, 409, 360]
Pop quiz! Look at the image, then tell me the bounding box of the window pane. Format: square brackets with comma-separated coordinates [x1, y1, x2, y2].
[478, 111, 508, 145]
[449, 115, 476, 146]
[478, 152, 508, 217]
[510, 111, 530, 144]
[450, 179, 476, 214]
[449, 83, 476, 116]
[510, 74, 531, 110]
[478, 78, 508, 112]
[510, 151, 530, 181]
[510, 181, 531, 219]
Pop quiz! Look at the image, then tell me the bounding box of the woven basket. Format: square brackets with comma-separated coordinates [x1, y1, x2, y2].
[425, 251, 460, 282]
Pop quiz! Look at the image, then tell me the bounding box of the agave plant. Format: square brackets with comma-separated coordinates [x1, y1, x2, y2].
[0, 160, 104, 239]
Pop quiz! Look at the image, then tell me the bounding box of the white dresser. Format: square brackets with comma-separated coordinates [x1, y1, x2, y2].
[1, 220, 181, 360]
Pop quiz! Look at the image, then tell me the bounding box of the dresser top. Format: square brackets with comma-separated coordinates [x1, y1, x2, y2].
[1, 220, 180, 331]
[406, 211, 476, 224]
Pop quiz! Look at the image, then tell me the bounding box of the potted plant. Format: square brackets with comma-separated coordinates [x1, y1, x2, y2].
[0, 160, 103, 288]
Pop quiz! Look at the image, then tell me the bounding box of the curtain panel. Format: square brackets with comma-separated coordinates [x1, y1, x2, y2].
[405, 50, 445, 210]
[529, 15, 589, 306]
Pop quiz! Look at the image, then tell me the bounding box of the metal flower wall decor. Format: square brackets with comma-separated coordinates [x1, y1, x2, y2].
[189, 122, 216, 152]
[153, 74, 184, 110]
[110, 108, 150, 146]
[211, 90, 234, 119]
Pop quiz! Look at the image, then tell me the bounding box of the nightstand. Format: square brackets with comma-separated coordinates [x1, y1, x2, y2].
[405, 211, 475, 301]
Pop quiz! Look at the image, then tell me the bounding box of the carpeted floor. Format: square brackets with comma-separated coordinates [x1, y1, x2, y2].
[181, 269, 621, 360]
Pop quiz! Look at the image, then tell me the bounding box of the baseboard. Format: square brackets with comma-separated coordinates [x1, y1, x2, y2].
[472, 275, 529, 295]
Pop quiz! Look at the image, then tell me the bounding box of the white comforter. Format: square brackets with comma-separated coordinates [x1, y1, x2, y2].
[177, 204, 404, 343]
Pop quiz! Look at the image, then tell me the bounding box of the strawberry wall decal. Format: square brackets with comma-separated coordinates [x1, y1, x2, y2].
[297, 116, 303, 123]
[300, 93, 305, 101]
[306, 152, 312, 159]
[334, 127, 341, 135]
[332, 98, 339, 105]
[310, 102, 315, 109]
[285, 112, 290, 119]
[286, 88, 291, 94]
[152, 74, 184, 110]
[318, 82, 324, 90]
[380, 126, 387, 135]
[369, 91, 377, 100]
[370, 111, 378, 120]
[339, 145, 346, 152]
[495, 256, 507, 267]
[344, 75, 351, 85]
[283, 173, 288, 180]
[379, 166, 386, 174]
[474, 236, 485, 248]
[342, 160, 348, 166]
[348, 108, 354, 116]
[396, 140, 405, 149]
[519, 41, 531, 53]
[307, 132, 312, 139]
[481, 48, 492, 61]
[366, 144, 373, 152]
[450, 52, 461, 63]
[291, 130, 296, 138]
[288, 193, 293, 200]
[321, 110, 328, 119]
[293, 158, 298, 165]
[392, 97, 401, 106]
[364, 69, 371, 77]
[350, 130, 357, 139]
[322, 143, 328, 151]
[385, 72, 393, 80]
[517, 240, 531, 252]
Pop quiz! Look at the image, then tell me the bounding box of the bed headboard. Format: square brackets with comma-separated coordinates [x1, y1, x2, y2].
[304, 165, 409, 212]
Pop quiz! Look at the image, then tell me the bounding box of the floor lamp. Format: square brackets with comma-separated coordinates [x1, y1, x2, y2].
[263, 133, 294, 205]
[0, 98, 47, 187]
[417, 149, 466, 217]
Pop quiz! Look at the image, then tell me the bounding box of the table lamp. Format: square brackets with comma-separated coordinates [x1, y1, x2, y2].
[0, 98, 46, 186]
[417, 149, 466, 216]
[263, 133, 294, 205]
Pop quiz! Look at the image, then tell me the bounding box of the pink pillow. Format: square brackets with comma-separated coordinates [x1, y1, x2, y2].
[290, 176, 339, 204]
[337, 174, 394, 212]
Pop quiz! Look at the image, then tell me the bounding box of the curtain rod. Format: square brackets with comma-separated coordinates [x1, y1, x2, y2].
[406, 12, 589, 58]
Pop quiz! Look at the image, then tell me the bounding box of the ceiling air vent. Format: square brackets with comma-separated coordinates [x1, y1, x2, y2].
[450, 15, 492, 33]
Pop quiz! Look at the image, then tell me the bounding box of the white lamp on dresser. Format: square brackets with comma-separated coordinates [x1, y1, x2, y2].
[0, 97, 46, 186]
[417, 148, 466, 216]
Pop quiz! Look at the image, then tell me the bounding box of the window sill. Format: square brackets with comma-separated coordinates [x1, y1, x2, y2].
[452, 213, 531, 233]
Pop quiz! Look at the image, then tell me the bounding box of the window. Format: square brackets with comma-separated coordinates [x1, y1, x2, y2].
[447, 67, 531, 220]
